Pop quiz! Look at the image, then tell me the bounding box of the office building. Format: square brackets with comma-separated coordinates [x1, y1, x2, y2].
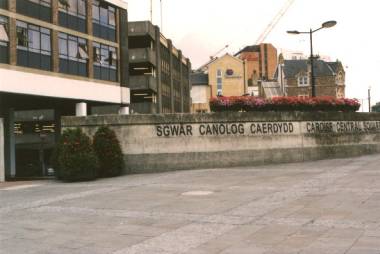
[128, 21, 191, 114]
[0, 0, 130, 179]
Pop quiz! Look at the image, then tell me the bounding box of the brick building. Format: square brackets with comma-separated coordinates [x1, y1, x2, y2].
[235, 43, 278, 96]
[275, 59, 346, 98]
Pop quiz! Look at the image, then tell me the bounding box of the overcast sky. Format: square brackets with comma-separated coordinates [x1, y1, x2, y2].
[126, 0, 380, 111]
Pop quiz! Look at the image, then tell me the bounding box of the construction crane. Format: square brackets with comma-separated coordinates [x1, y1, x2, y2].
[210, 45, 229, 60]
[150, 0, 163, 31]
[196, 45, 229, 71]
[255, 0, 295, 44]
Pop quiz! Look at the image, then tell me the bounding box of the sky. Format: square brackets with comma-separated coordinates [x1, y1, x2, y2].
[126, 0, 380, 111]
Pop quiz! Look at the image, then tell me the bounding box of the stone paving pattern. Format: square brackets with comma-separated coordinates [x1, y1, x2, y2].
[1, 154, 380, 254]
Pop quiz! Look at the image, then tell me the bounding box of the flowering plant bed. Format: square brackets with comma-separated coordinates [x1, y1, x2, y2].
[210, 96, 361, 112]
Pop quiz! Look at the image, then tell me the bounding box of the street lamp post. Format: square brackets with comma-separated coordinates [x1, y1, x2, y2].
[287, 21, 337, 97]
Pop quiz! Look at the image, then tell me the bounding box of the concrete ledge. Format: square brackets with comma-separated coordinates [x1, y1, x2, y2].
[62, 112, 380, 174]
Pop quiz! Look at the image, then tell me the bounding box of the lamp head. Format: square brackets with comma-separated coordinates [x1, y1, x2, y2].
[322, 20, 337, 28]
[287, 30, 300, 34]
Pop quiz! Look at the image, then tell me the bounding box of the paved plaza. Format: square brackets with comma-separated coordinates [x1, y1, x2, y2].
[1, 154, 380, 254]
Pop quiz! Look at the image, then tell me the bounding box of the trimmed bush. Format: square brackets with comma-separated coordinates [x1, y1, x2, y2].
[210, 96, 361, 112]
[55, 128, 99, 182]
[93, 126, 124, 177]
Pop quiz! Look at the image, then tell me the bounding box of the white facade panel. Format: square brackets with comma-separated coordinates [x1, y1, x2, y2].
[0, 68, 130, 104]
[191, 86, 208, 104]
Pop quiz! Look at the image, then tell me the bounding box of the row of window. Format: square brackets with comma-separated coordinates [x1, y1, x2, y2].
[0, 17, 117, 81]
[10, 0, 117, 41]
[0, 16, 9, 63]
[216, 69, 223, 96]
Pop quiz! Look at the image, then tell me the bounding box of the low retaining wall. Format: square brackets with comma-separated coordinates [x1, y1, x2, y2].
[62, 112, 380, 174]
[0, 118, 4, 182]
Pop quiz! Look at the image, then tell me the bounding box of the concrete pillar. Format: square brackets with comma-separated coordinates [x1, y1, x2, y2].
[168, 40, 174, 113]
[178, 51, 184, 113]
[6, 108, 16, 178]
[119, 106, 129, 115]
[75, 102, 87, 116]
[0, 118, 4, 182]
[155, 26, 162, 113]
[87, 0, 94, 79]
[119, 8, 129, 87]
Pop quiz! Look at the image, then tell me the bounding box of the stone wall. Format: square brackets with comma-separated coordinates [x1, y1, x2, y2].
[62, 112, 380, 174]
[0, 118, 4, 182]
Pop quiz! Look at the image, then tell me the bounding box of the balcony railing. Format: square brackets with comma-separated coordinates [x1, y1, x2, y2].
[130, 102, 157, 114]
[129, 75, 157, 92]
[129, 48, 156, 65]
[129, 21, 156, 39]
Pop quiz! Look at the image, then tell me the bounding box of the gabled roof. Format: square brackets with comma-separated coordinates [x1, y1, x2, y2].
[280, 59, 336, 79]
[326, 61, 344, 74]
[191, 72, 209, 86]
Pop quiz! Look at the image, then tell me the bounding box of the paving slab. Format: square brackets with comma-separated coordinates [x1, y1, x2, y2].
[1, 154, 380, 253]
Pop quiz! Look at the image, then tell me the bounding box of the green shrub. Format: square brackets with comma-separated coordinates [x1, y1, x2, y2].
[93, 126, 124, 177]
[55, 128, 99, 182]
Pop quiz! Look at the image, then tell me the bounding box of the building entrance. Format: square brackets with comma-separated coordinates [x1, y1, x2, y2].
[14, 109, 56, 178]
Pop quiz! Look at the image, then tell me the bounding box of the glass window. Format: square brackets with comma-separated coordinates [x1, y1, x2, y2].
[78, 38, 88, 59]
[58, 0, 69, 9]
[92, 0, 116, 27]
[93, 42, 101, 63]
[58, 32, 88, 76]
[58, 35, 67, 56]
[93, 42, 117, 81]
[68, 0, 77, 14]
[108, 7, 115, 26]
[99, 7, 108, 25]
[68, 39, 78, 58]
[16, 21, 51, 70]
[16, 21, 28, 47]
[78, 0, 86, 16]
[0, 19, 8, 42]
[92, 2, 99, 21]
[28, 29, 40, 50]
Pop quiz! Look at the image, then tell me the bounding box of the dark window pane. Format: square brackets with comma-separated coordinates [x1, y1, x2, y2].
[68, 59, 78, 75]
[78, 62, 87, 76]
[58, 12, 67, 27]
[109, 69, 116, 82]
[16, 27, 28, 47]
[0, 0, 8, 9]
[17, 49, 28, 66]
[29, 51, 41, 68]
[40, 5, 51, 22]
[101, 67, 108, 80]
[59, 58, 68, 73]
[93, 65, 101, 79]
[40, 54, 51, 70]
[93, 23, 100, 37]
[0, 45, 8, 63]
[100, 25, 107, 40]
[77, 18, 86, 33]
[108, 28, 115, 41]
